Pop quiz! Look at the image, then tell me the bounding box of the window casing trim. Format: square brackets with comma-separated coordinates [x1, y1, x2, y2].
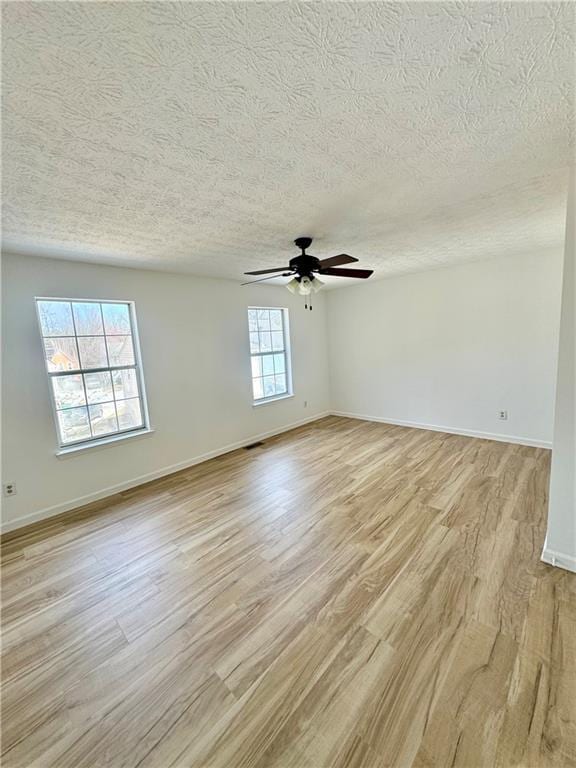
[252, 393, 294, 407]
[35, 296, 151, 451]
[55, 426, 155, 457]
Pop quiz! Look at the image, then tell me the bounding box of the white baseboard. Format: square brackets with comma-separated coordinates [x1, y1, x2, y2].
[541, 548, 576, 574]
[330, 411, 553, 450]
[1, 412, 330, 534]
[541, 537, 576, 574]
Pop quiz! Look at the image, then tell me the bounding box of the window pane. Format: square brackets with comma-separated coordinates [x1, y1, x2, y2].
[106, 336, 135, 367]
[112, 368, 139, 400]
[271, 331, 284, 351]
[44, 337, 80, 372]
[251, 357, 262, 378]
[263, 376, 276, 397]
[257, 309, 270, 331]
[57, 406, 91, 443]
[72, 302, 103, 335]
[259, 332, 272, 352]
[84, 371, 114, 404]
[270, 310, 282, 331]
[117, 398, 143, 430]
[52, 374, 85, 410]
[249, 333, 260, 354]
[275, 374, 287, 393]
[252, 378, 263, 400]
[77, 336, 108, 369]
[248, 310, 258, 332]
[102, 303, 131, 335]
[89, 402, 118, 436]
[273, 353, 285, 374]
[38, 301, 74, 337]
[262, 355, 274, 376]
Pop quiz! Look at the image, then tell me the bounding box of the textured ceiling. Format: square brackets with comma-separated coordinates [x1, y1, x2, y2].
[2, 1, 574, 286]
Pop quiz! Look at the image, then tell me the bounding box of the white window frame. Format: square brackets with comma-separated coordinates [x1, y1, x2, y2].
[35, 297, 151, 454]
[248, 306, 293, 405]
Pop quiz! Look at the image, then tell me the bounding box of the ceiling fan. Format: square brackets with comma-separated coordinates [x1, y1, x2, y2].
[242, 237, 374, 309]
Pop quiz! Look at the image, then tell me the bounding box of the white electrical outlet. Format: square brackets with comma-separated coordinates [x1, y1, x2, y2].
[3, 482, 17, 497]
[498, 410, 508, 421]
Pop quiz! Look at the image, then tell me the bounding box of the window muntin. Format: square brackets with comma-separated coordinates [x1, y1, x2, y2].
[36, 298, 148, 447]
[248, 307, 292, 402]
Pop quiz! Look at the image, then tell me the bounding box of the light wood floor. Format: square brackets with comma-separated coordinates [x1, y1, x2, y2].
[1, 416, 575, 768]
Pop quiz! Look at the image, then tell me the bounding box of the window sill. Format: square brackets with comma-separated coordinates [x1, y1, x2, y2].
[253, 393, 294, 407]
[56, 427, 155, 458]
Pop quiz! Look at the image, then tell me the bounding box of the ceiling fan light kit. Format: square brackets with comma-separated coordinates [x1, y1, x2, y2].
[286, 275, 324, 296]
[243, 237, 374, 310]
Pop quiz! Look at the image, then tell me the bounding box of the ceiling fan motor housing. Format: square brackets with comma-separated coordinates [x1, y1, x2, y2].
[289, 255, 320, 278]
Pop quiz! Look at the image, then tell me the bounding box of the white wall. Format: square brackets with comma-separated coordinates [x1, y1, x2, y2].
[543, 168, 576, 572]
[326, 250, 563, 446]
[1, 253, 331, 531]
[1, 247, 566, 533]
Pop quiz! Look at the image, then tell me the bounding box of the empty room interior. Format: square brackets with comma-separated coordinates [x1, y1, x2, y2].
[1, 2, 575, 767]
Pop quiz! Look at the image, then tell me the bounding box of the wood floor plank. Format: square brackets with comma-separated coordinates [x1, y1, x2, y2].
[1, 416, 574, 767]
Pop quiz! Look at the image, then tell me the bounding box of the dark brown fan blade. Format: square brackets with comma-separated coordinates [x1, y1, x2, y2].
[317, 254, 358, 269]
[318, 267, 374, 279]
[244, 267, 289, 275]
[241, 273, 293, 285]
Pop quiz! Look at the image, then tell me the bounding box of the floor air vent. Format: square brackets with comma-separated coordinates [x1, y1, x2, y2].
[244, 441, 264, 450]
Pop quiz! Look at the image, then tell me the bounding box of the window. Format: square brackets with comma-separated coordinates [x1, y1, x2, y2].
[248, 307, 292, 403]
[35, 298, 149, 448]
